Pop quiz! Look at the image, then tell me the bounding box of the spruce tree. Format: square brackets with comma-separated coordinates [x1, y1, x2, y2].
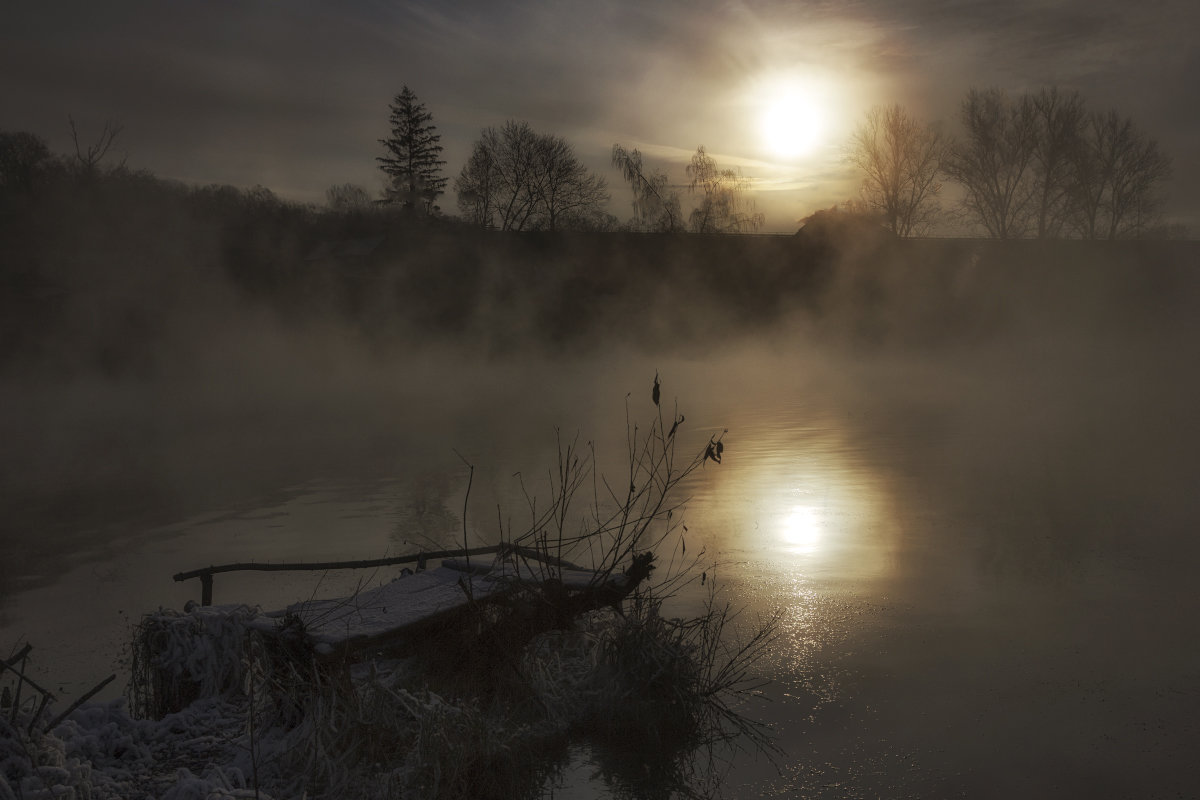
[377, 86, 447, 212]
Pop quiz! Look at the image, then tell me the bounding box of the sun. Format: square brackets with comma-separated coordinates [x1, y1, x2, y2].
[761, 86, 826, 160]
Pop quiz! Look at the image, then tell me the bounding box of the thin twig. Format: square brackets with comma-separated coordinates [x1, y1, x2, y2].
[452, 448, 476, 599]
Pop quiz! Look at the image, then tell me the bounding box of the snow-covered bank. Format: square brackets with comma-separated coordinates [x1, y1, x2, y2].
[2, 695, 256, 800]
[5, 585, 771, 800]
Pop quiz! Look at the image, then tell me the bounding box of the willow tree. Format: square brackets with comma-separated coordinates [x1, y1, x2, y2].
[847, 104, 946, 237]
[685, 146, 763, 234]
[611, 144, 684, 232]
[377, 86, 447, 212]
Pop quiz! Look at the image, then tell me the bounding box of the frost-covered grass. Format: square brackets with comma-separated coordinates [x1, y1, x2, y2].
[523, 597, 779, 795]
[128, 604, 258, 720]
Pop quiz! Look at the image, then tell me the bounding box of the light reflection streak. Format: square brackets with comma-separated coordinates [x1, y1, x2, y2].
[780, 504, 823, 553]
[681, 402, 894, 584]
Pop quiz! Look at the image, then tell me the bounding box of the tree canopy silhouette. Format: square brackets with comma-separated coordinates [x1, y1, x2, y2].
[1027, 87, 1086, 239]
[847, 104, 946, 237]
[325, 183, 373, 211]
[0, 130, 53, 199]
[685, 146, 763, 234]
[455, 121, 609, 231]
[942, 88, 1038, 239]
[68, 116, 124, 181]
[611, 144, 684, 232]
[939, 86, 1172, 239]
[1070, 109, 1172, 239]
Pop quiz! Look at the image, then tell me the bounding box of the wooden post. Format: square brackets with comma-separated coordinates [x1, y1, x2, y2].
[45, 674, 116, 730]
[28, 693, 50, 737]
[200, 573, 213, 606]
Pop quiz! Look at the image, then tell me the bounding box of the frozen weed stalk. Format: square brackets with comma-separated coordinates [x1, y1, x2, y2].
[115, 376, 778, 799]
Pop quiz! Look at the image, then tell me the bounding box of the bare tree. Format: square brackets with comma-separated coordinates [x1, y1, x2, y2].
[939, 86, 1174, 239]
[685, 146, 764, 234]
[456, 122, 541, 230]
[69, 116, 124, 178]
[1070, 110, 1172, 239]
[455, 135, 500, 227]
[533, 134, 610, 230]
[455, 121, 609, 231]
[942, 89, 1038, 238]
[847, 104, 946, 237]
[611, 144, 684, 232]
[1028, 87, 1086, 238]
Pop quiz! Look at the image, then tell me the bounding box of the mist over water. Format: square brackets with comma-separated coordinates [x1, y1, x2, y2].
[2, 231, 1199, 796]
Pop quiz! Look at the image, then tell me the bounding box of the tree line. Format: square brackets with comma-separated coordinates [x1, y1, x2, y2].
[369, 83, 1176, 238]
[363, 85, 764, 234]
[0, 117, 128, 201]
[3, 84, 1175, 239]
[848, 86, 1175, 239]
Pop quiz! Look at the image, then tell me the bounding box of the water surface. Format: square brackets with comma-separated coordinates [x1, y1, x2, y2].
[3, 268, 1199, 798]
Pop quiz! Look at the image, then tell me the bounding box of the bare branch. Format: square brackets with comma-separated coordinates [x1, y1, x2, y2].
[68, 115, 124, 176]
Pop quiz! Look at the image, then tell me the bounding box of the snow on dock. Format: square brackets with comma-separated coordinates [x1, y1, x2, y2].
[246, 557, 618, 660]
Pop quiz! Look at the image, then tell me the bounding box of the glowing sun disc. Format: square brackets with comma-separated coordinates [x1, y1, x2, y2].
[761, 89, 825, 159]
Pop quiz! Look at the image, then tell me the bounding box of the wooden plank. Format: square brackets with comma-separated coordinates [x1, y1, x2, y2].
[265, 567, 510, 656]
[243, 555, 621, 662]
[484, 560, 614, 591]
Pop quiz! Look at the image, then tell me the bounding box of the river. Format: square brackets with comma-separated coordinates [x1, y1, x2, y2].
[3, 251, 1199, 798]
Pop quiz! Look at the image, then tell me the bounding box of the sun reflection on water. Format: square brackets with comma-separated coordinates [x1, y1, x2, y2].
[780, 504, 823, 554]
[657, 370, 902, 588]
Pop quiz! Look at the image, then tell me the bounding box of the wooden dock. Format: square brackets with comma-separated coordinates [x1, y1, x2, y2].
[176, 547, 644, 662]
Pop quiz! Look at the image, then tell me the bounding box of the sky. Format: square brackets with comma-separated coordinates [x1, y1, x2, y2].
[3, 0, 1198, 233]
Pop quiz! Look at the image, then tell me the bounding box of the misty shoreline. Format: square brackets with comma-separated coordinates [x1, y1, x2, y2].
[4, 185, 1197, 373]
[3, 191, 1199, 596]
